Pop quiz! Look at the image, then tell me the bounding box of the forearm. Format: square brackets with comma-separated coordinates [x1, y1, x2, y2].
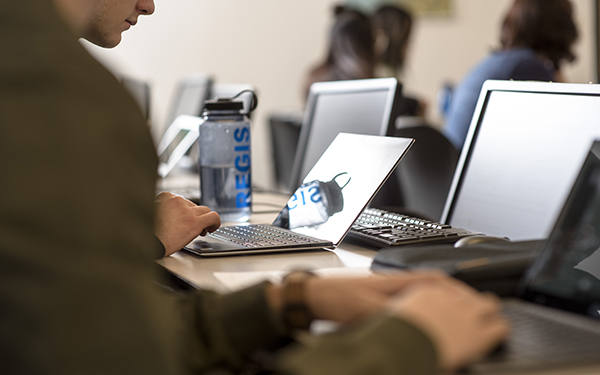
[183, 282, 290, 372]
[266, 278, 438, 375]
[277, 315, 438, 375]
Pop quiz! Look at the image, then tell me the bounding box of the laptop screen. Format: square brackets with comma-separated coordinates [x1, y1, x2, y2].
[442, 81, 600, 241]
[289, 78, 401, 190]
[518, 141, 600, 320]
[273, 133, 414, 246]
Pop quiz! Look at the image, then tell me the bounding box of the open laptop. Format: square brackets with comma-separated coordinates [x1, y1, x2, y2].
[349, 80, 600, 248]
[469, 140, 600, 373]
[183, 133, 414, 256]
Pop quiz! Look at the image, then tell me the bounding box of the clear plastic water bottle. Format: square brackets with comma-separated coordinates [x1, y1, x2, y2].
[198, 91, 257, 222]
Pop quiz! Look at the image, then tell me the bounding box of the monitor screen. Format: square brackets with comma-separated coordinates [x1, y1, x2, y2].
[443, 81, 600, 241]
[289, 78, 401, 189]
[520, 141, 600, 318]
[164, 74, 212, 127]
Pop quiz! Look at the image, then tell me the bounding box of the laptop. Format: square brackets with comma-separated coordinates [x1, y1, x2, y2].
[183, 133, 414, 256]
[469, 140, 600, 373]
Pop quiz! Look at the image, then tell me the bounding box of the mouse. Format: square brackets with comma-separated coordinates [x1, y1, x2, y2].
[453, 235, 510, 248]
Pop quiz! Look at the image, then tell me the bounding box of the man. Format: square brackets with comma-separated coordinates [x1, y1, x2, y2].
[0, 0, 508, 374]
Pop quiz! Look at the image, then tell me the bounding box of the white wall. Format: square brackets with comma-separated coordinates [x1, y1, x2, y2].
[85, 0, 595, 190]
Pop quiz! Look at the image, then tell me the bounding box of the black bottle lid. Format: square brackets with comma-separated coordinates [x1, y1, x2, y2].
[204, 100, 244, 112]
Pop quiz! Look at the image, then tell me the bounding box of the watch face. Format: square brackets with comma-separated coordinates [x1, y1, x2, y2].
[282, 271, 314, 330]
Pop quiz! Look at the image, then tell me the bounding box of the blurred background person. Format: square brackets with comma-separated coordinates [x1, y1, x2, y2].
[371, 4, 427, 118]
[442, 0, 578, 150]
[303, 5, 375, 100]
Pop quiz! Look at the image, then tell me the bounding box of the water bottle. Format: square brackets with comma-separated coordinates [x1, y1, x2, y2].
[198, 91, 257, 222]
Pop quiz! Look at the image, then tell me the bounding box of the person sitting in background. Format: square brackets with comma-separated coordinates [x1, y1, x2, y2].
[442, 0, 578, 150]
[371, 4, 427, 118]
[303, 5, 375, 99]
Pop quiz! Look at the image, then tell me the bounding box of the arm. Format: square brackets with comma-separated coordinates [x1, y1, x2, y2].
[179, 274, 443, 373]
[179, 282, 290, 373]
[269, 273, 509, 375]
[180, 273, 507, 375]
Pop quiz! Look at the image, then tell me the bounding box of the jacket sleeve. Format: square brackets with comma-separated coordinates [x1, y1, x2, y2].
[278, 315, 438, 375]
[181, 282, 437, 375]
[180, 282, 290, 373]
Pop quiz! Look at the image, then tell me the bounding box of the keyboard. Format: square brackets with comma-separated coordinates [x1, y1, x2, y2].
[500, 303, 600, 360]
[211, 224, 325, 248]
[347, 207, 478, 248]
[475, 301, 600, 369]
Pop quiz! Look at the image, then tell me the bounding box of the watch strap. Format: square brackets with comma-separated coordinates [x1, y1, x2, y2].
[281, 270, 314, 331]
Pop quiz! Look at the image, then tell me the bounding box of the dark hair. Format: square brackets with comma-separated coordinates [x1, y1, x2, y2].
[371, 5, 413, 72]
[501, 0, 578, 70]
[306, 5, 375, 89]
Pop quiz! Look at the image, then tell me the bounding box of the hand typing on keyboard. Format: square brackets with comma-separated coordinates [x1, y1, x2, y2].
[265, 271, 508, 372]
[154, 192, 221, 257]
[386, 277, 509, 371]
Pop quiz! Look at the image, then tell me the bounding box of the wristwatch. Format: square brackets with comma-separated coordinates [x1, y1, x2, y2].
[281, 270, 314, 331]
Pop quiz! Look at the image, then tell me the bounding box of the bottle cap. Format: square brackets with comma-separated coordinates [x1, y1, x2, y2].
[204, 100, 244, 112]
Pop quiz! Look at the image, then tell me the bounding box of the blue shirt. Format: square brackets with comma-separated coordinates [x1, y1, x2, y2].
[443, 48, 554, 149]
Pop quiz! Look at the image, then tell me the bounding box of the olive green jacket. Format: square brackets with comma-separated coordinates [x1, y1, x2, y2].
[0, 0, 436, 374]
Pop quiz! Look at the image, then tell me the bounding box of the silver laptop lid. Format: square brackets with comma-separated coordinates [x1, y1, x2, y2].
[441, 80, 600, 241]
[274, 133, 414, 246]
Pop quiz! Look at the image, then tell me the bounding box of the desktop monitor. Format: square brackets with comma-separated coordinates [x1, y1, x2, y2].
[164, 73, 213, 128]
[440, 80, 600, 241]
[289, 78, 402, 190]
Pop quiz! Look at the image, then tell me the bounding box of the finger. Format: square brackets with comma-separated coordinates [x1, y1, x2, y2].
[157, 192, 198, 208]
[481, 291, 502, 305]
[178, 195, 200, 207]
[371, 270, 448, 285]
[479, 293, 502, 312]
[155, 191, 175, 201]
[197, 211, 221, 233]
[432, 276, 482, 299]
[367, 271, 450, 295]
[194, 205, 213, 215]
[473, 316, 511, 357]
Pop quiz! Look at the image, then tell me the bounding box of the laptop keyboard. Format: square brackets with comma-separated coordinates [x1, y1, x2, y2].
[347, 207, 478, 247]
[211, 225, 325, 248]
[486, 302, 600, 363]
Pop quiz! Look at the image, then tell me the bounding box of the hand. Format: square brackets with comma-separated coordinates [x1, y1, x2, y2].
[154, 192, 221, 257]
[266, 271, 446, 324]
[387, 277, 509, 371]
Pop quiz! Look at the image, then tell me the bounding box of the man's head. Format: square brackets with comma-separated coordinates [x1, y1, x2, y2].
[52, 0, 155, 48]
